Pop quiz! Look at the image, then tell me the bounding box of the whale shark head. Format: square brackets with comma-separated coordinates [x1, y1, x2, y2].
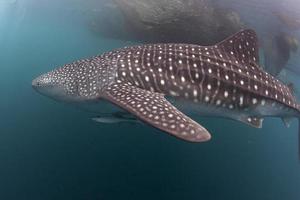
[32, 66, 83, 102]
[32, 56, 118, 103]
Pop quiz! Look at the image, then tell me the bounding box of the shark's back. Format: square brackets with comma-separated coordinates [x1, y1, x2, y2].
[109, 30, 299, 114]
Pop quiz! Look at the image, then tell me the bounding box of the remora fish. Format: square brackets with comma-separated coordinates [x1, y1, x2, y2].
[32, 30, 300, 157]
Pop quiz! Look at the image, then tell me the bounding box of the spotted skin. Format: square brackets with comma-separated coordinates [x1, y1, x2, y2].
[104, 82, 211, 141]
[32, 29, 300, 156]
[112, 30, 298, 115]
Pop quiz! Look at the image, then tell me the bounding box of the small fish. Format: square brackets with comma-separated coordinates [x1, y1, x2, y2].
[32, 29, 300, 159]
[92, 112, 139, 124]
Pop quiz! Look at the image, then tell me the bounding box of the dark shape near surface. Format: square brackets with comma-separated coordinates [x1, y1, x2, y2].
[32, 29, 300, 159]
[92, 0, 244, 45]
[264, 32, 299, 76]
[273, 10, 300, 31]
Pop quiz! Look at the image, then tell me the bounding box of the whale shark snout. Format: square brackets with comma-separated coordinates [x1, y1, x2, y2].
[31, 72, 68, 101]
[32, 74, 50, 89]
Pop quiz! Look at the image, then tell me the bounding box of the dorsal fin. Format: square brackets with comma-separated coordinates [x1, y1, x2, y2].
[216, 29, 260, 65]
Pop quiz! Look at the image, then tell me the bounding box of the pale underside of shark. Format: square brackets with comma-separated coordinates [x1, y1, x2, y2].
[32, 29, 300, 158]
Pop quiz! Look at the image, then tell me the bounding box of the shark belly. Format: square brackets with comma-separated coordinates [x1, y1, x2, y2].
[171, 94, 298, 124]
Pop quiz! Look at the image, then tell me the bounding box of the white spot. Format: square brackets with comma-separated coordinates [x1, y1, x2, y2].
[265, 90, 269, 95]
[193, 90, 198, 97]
[239, 96, 244, 106]
[181, 76, 186, 82]
[178, 60, 182, 64]
[160, 80, 165, 85]
[208, 68, 212, 73]
[252, 98, 257, 104]
[205, 96, 210, 102]
[207, 84, 212, 90]
[240, 80, 244, 85]
[224, 91, 229, 98]
[145, 76, 150, 82]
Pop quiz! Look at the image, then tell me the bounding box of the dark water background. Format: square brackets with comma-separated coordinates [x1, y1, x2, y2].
[0, 0, 300, 199]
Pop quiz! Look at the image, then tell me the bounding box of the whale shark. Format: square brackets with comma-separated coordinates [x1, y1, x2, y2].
[32, 29, 300, 158]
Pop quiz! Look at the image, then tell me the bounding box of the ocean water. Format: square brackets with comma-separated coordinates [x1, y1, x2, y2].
[1, 0, 300, 199]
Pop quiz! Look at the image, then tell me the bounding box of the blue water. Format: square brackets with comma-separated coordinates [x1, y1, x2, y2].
[1, 0, 300, 199]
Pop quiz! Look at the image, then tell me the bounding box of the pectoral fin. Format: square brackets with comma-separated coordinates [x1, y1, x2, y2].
[102, 82, 211, 142]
